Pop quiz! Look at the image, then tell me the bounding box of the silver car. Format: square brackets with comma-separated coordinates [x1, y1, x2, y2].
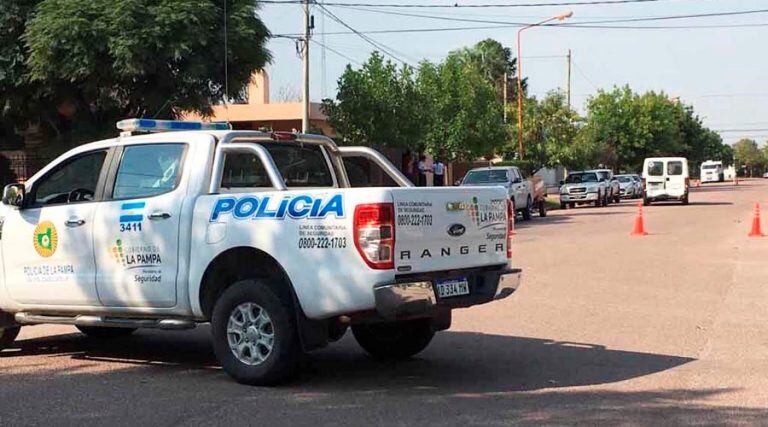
[616, 174, 642, 199]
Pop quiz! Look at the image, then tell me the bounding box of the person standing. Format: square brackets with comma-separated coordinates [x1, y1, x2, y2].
[433, 159, 445, 186]
[417, 155, 430, 187]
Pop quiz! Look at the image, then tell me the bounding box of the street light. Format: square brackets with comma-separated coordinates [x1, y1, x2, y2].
[516, 11, 573, 160]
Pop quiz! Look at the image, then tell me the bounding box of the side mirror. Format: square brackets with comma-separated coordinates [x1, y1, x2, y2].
[2, 184, 25, 209]
[559, 180, 565, 186]
[454, 179, 462, 186]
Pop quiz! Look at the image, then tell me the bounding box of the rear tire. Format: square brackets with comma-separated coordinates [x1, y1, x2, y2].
[682, 194, 689, 205]
[522, 196, 533, 220]
[560, 202, 567, 210]
[211, 279, 301, 385]
[0, 326, 21, 350]
[76, 326, 136, 338]
[538, 200, 547, 217]
[643, 197, 651, 206]
[352, 318, 435, 360]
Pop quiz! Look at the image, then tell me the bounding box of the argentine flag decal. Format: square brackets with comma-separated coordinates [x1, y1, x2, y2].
[120, 201, 146, 223]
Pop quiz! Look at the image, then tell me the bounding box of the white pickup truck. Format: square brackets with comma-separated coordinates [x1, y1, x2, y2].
[0, 120, 521, 385]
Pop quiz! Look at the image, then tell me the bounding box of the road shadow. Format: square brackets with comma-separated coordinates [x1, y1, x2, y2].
[2, 329, 765, 425]
[2, 328, 692, 394]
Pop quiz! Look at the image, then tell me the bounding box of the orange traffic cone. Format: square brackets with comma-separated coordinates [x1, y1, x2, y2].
[748, 203, 765, 237]
[630, 201, 648, 236]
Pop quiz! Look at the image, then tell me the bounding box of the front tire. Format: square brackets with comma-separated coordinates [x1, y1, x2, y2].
[76, 326, 136, 338]
[0, 326, 21, 350]
[538, 199, 547, 217]
[352, 318, 435, 360]
[211, 279, 301, 385]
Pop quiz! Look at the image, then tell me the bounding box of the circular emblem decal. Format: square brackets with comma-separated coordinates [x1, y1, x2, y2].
[33, 221, 58, 258]
[447, 223, 466, 237]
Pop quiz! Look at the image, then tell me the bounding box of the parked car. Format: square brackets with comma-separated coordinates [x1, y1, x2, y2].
[589, 169, 621, 204]
[0, 119, 522, 385]
[559, 171, 609, 208]
[700, 160, 725, 183]
[616, 174, 642, 199]
[460, 166, 547, 220]
[631, 174, 644, 194]
[763, 171, 768, 179]
[642, 157, 690, 205]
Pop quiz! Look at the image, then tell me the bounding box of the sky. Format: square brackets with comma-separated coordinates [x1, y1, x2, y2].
[256, 0, 768, 146]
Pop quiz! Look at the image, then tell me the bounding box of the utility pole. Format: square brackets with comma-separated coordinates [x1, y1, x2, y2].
[567, 49, 572, 108]
[503, 72, 508, 124]
[302, 0, 311, 133]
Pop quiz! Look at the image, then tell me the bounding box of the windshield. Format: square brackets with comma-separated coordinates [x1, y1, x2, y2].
[463, 169, 509, 184]
[565, 172, 598, 184]
[617, 176, 632, 183]
[702, 164, 720, 170]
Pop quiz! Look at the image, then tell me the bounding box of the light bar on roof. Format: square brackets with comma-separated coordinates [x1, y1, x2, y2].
[116, 119, 231, 133]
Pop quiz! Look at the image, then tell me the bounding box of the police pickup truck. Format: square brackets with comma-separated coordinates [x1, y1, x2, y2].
[0, 120, 521, 385]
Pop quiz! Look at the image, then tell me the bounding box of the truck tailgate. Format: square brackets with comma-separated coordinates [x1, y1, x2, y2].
[391, 187, 509, 274]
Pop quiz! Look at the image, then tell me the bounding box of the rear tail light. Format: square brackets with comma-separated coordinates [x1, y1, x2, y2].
[353, 203, 395, 270]
[506, 199, 514, 259]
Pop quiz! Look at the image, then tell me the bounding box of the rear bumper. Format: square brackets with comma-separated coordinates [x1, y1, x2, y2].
[645, 191, 688, 201]
[373, 266, 522, 320]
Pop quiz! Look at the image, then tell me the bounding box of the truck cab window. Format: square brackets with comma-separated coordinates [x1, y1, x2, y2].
[113, 144, 186, 199]
[261, 142, 334, 187]
[32, 150, 107, 206]
[221, 153, 271, 189]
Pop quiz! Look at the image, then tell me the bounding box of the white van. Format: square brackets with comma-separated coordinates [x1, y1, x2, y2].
[700, 160, 724, 183]
[642, 157, 690, 205]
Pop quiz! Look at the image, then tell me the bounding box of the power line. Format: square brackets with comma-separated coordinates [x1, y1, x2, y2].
[262, 0, 677, 8]
[315, 3, 411, 64]
[715, 128, 768, 133]
[274, 21, 768, 38]
[328, 5, 768, 28]
[311, 39, 362, 65]
[572, 60, 598, 91]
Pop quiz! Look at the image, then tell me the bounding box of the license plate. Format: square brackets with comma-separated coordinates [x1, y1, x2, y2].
[436, 277, 470, 298]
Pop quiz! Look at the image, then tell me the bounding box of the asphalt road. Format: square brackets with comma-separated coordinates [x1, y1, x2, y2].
[2, 179, 767, 426]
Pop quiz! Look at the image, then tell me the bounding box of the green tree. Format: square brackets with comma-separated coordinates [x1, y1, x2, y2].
[417, 55, 506, 161]
[578, 86, 727, 172]
[0, 0, 45, 143]
[510, 91, 581, 170]
[733, 138, 764, 177]
[452, 39, 524, 100]
[2, 0, 270, 148]
[321, 52, 423, 148]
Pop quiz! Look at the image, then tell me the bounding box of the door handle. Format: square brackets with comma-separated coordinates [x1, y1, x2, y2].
[65, 217, 86, 227]
[149, 212, 172, 220]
